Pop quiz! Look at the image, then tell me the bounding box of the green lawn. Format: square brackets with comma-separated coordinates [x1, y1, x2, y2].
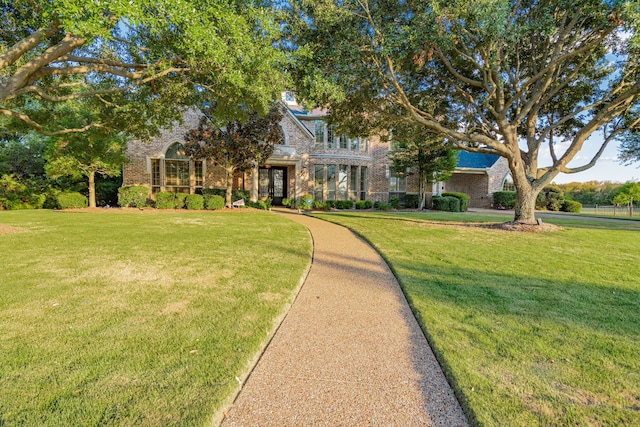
[312, 211, 640, 427]
[0, 210, 311, 426]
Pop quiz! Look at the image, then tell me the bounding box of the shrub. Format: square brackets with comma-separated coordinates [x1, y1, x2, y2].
[561, 200, 583, 213]
[355, 200, 372, 209]
[375, 201, 392, 211]
[404, 194, 419, 209]
[443, 192, 470, 212]
[312, 201, 325, 210]
[389, 197, 400, 209]
[118, 186, 148, 208]
[536, 185, 564, 211]
[155, 191, 176, 209]
[493, 191, 516, 209]
[324, 199, 336, 209]
[56, 192, 88, 209]
[186, 194, 204, 210]
[300, 194, 314, 210]
[432, 196, 460, 212]
[174, 193, 188, 209]
[336, 199, 354, 209]
[282, 198, 294, 208]
[204, 194, 225, 210]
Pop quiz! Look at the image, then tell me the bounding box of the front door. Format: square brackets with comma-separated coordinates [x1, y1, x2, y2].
[258, 167, 287, 205]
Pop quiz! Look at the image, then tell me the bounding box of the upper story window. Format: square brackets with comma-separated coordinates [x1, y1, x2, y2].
[313, 121, 368, 152]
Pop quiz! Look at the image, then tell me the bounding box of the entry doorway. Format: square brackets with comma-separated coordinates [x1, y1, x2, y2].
[258, 167, 287, 205]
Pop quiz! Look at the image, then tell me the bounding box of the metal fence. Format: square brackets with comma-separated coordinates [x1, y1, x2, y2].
[581, 205, 640, 218]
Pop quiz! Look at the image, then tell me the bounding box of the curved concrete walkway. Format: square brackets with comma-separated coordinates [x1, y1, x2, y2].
[221, 211, 468, 426]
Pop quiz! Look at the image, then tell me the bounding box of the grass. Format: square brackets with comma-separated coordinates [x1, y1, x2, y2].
[0, 209, 311, 426]
[311, 211, 640, 427]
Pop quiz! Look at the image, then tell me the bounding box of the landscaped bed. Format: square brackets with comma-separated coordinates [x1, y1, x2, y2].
[0, 209, 311, 426]
[312, 211, 640, 427]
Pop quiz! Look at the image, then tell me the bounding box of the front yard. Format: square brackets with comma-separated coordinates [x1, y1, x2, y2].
[312, 211, 640, 427]
[0, 210, 311, 426]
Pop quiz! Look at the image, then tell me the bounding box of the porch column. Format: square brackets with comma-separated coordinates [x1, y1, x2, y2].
[294, 161, 301, 199]
[251, 164, 259, 202]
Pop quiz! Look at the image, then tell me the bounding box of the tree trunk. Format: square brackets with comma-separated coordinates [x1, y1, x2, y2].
[225, 166, 234, 208]
[513, 179, 539, 223]
[88, 170, 96, 208]
[418, 174, 427, 210]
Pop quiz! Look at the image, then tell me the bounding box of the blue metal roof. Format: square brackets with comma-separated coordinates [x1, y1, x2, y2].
[456, 151, 501, 169]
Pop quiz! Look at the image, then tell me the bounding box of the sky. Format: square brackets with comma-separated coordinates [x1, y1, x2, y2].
[538, 138, 638, 184]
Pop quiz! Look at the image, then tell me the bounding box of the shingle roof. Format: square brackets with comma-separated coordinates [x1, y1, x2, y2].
[456, 151, 501, 169]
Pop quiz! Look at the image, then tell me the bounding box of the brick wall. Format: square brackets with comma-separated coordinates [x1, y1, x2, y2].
[445, 173, 491, 208]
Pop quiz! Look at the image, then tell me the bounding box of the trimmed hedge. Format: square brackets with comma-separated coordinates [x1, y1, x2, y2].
[442, 192, 470, 212]
[355, 200, 373, 209]
[155, 191, 176, 209]
[201, 188, 249, 203]
[432, 196, 460, 212]
[56, 192, 88, 209]
[561, 200, 583, 213]
[336, 199, 354, 209]
[174, 193, 188, 209]
[493, 191, 516, 209]
[186, 194, 204, 210]
[204, 194, 225, 210]
[374, 201, 392, 211]
[118, 186, 148, 208]
[324, 200, 336, 209]
[404, 194, 419, 209]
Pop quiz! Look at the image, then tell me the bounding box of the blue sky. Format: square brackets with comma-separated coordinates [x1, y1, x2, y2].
[547, 140, 638, 184]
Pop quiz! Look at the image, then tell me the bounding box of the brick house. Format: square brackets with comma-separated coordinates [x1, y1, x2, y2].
[123, 93, 509, 208]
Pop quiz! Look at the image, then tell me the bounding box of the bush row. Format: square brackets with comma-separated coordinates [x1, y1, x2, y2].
[493, 189, 582, 213]
[432, 192, 470, 212]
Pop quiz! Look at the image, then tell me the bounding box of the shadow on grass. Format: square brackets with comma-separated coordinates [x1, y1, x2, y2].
[312, 211, 640, 232]
[389, 261, 639, 426]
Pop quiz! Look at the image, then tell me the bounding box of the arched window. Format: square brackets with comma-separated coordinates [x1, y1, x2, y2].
[502, 173, 516, 192]
[151, 142, 204, 194]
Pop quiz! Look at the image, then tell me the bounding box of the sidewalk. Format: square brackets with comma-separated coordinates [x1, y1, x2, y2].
[220, 210, 468, 426]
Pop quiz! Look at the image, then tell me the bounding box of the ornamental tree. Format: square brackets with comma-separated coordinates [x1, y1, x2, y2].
[389, 126, 458, 210]
[287, 0, 640, 223]
[1, 0, 287, 138]
[183, 104, 285, 207]
[44, 99, 128, 208]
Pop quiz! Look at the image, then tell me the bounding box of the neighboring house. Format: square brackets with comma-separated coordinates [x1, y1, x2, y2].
[123, 93, 509, 208]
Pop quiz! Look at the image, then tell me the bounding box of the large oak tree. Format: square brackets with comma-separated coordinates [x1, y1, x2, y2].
[1, 0, 287, 138]
[287, 0, 640, 223]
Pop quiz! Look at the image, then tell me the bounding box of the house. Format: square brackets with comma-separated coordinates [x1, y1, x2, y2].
[123, 93, 510, 208]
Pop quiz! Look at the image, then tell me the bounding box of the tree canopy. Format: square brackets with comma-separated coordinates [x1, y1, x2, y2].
[1, 0, 288, 138]
[287, 0, 640, 223]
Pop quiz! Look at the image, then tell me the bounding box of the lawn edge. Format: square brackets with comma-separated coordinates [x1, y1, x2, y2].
[210, 221, 314, 426]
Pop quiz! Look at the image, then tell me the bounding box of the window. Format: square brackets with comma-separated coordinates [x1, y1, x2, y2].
[338, 165, 348, 199]
[327, 126, 336, 149]
[360, 167, 368, 200]
[389, 169, 407, 204]
[503, 173, 515, 191]
[350, 165, 358, 200]
[151, 142, 203, 195]
[314, 165, 324, 201]
[315, 121, 324, 148]
[326, 165, 336, 200]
